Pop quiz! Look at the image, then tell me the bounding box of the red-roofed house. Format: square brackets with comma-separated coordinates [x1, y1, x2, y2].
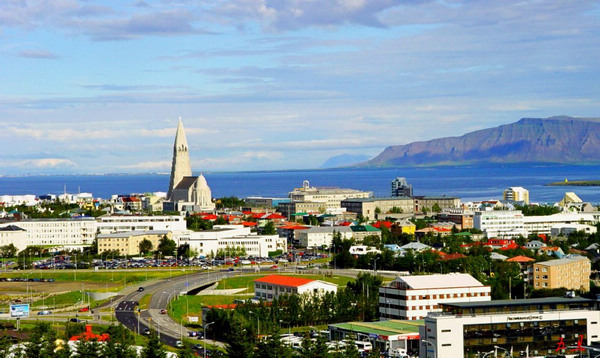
[506, 255, 535, 263]
[372, 221, 393, 229]
[253, 274, 338, 301]
[439, 253, 467, 261]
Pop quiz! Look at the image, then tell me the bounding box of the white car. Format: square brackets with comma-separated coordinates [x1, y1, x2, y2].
[175, 340, 184, 348]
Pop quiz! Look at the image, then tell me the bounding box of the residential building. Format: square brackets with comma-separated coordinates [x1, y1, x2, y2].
[413, 195, 461, 213]
[349, 245, 381, 256]
[523, 212, 600, 236]
[391, 177, 413, 198]
[473, 209, 526, 238]
[350, 225, 381, 242]
[551, 223, 597, 237]
[278, 201, 325, 219]
[438, 208, 474, 230]
[340, 197, 414, 221]
[379, 273, 491, 321]
[97, 230, 170, 256]
[420, 296, 600, 358]
[532, 255, 591, 292]
[503, 186, 530, 205]
[253, 274, 337, 301]
[295, 226, 352, 248]
[391, 219, 416, 236]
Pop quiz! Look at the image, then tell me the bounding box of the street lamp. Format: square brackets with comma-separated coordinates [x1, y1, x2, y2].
[373, 257, 379, 273]
[422, 339, 436, 358]
[249, 311, 260, 337]
[203, 321, 215, 358]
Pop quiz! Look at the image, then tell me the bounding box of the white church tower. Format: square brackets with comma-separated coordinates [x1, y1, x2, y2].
[168, 118, 192, 200]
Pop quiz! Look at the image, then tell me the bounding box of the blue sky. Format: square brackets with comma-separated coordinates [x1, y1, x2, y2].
[1, 0, 599, 175]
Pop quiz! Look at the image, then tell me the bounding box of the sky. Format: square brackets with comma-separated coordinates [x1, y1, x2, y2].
[1, 0, 599, 175]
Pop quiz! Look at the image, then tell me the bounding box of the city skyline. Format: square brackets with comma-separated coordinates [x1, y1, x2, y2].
[1, 1, 599, 175]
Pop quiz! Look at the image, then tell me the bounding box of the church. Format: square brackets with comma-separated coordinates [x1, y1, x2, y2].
[163, 119, 215, 213]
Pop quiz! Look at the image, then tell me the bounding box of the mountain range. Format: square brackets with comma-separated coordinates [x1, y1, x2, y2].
[364, 116, 600, 167]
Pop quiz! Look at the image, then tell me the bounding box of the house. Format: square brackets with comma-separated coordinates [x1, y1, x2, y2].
[524, 240, 546, 250]
[349, 245, 381, 256]
[253, 275, 337, 301]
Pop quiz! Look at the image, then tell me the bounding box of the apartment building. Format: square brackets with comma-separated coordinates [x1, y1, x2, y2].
[289, 180, 372, 210]
[379, 273, 491, 321]
[532, 255, 591, 292]
[96, 215, 187, 234]
[97, 230, 170, 255]
[503, 186, 530, 205]
[295, 226, 353, 248]
[1, 218, 96, 250]
[340, 197, 414, 220]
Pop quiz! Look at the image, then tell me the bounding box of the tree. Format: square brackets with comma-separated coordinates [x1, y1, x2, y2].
[0, 244, 18, 258]
[140, 332, 167, 358]
[261, 221, 277, 235]
[225, 313, 256, 358]
[156, 236, 177, 257]
[139, 239, 153, 256]
[75, 339, 102, 358]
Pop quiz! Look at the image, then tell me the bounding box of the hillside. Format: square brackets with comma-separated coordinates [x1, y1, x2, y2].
[366, 116, 600, 167]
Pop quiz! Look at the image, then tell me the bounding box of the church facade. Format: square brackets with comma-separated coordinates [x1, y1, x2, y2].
[163, 119, 215, 213]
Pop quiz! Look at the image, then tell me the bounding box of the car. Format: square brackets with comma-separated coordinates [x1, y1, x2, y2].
[142, 327, 150, 335]
[37, 310, 52, 315]
[138, 287, 145, 292]
[175, 340, 183, 348]
[271, 265, 278, 269]
[69, 318, 81, 323]
[78, 307, 90, 312]
[160, 309, 167, 314]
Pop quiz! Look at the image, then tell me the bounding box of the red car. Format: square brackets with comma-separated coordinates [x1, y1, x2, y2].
[78, 307, 90, 312]
[160, 309, 167, 314]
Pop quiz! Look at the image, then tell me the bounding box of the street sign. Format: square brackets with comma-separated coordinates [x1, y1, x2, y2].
[188, 316, 199, 323]
[10, 304, 29, 318]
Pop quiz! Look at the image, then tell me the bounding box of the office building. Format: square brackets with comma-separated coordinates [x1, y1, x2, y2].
[391, 177, 413, 197]
[533, 255, 591, 292]
[503, 186, 530, 205]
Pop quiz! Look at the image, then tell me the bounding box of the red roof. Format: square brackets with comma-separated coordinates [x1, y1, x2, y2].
[279, 224, 309, 230]
[201, 214, 219, 220]
[70, 325, 109, 342]
[338, 221, 353, 226]
[204, 304, 237, 309]
[372, 221, 393, 229]
[507, 255, 535, 263]
[265, 213, 286, 220]
[254, 275, 315, 288]
[439, 253, 466, 261]
[242, 221, 258, 227]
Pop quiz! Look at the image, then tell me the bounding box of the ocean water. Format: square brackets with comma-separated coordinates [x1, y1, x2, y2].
[0, 165, 599, 204]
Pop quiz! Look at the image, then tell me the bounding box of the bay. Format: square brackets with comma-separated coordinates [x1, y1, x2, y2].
[0, 165, 599, 204]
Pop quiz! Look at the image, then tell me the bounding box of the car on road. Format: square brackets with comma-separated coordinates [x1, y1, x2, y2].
[69, 318, 81, 323]
[175, 340, 183, 348]
[37, 310, 51, 315]
[160, 309, 167, 314]
[142, 328, 150, 335]
[78, 307, 90, 312]
[137, 287, 145, 292]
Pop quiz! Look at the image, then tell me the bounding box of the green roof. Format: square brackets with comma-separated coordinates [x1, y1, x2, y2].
[292, 212, 308, 216]
[351, 225, 380, 232]
[329, 319, 422, 336]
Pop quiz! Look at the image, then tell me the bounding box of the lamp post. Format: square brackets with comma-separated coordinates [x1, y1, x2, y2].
[203, 321, 215, 358]
[422, 339, 436, 358]
[249, 311, 260, 338]
[373, 257, 378, 273]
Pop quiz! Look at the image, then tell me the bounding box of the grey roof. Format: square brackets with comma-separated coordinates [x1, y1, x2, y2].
[0, 225, 26, 232]
[304, 226, 352, 233]
[400, 242, 431, 251]
[98, 230, 171, 238]
[535, 254, 589, 266]
[442, 296, 594, 309]
[341, 197, 412, 203]
[174, 176, 199, 190]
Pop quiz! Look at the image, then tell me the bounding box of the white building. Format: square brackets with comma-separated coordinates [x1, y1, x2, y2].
[174, 225, 286, 258]
[551, 223, 598, 237]
[0, 218, 96, 250]
[419, 297, 600, 358]
[473, 209, 526, 238]
[96, 215, 187, 234]
[379, 273, 490, 321]
[523, 212, 600, 236]
[349, 245, 381, 256]
[289, 180, 372, 210]
[503, 186, 529, 205]
[253, 274, 338, 301]
[0, 225, 28, 252]
[295, 226, 353, 248]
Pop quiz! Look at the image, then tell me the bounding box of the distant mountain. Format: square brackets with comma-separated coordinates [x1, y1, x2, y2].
[320, 154, 373, 168]
[366, 116, 600, 167]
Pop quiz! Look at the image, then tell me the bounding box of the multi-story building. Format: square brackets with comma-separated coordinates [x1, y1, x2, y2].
[391, 177, 413, 197]
[253, 274, 337, 301]
[350, 225, 382, 242]
[245, 197, 290, 209]
[0, 225, 28, 252]
[288, 180, 372, 210]
[420, 296, 600, 358]
[278, 201, 326, 219]
[97, 230, 170, 256]
[0, 218, 96, 250]
[96, 215, 187, 234]
[503, 186, 530, 205]
[295, 226, 353, 248]
[532, 255, 591, 292]
[523, 212, 600, 236]
[379, 273, 490, 321]
[473, 209, 526, 238]
[413, 195, 461, 213]
[340, 197, 414, 220]
[438, 208, 474, 230]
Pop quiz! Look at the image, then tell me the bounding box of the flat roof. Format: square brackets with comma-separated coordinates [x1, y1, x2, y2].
[536, 255, 588, 266]
[398, 273, 484, 289]
[329, 319, 422, 336]
[442, 296, 594, 309]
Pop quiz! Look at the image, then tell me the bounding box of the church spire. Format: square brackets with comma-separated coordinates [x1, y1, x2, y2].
[167, 118, 192, 199]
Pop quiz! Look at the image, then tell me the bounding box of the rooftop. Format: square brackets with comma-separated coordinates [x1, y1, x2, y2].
[441, 296, 595, 310]
[254, 275, 315, 288]
[396, 273, 484, 289]
[329, 319, 422, 336]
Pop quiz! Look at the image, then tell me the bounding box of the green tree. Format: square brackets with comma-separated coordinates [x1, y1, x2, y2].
[75, 339, 102, 358]
[140, 332, 167, 358]
[225, 313, 256, 358]
[0, 244, 18, 258]
[255, 327, 293, 358]
[156, 236, 177, 257]
[101, 339, 138, 358]
[261, 221, 277, 235]
[25, 322, 58, 358]
[139, 239, 153, 256]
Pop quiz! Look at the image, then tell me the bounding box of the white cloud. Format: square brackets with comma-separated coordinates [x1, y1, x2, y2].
[16, 158, 77, 168]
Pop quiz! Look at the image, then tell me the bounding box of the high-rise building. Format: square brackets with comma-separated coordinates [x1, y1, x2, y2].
[391, 177, 413, 197]
[503, 186, 529, 205]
